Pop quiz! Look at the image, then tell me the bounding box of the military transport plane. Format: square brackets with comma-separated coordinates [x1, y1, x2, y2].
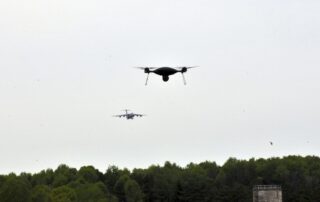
[136, 66, 198, 85]
[113, 109, 145, 120]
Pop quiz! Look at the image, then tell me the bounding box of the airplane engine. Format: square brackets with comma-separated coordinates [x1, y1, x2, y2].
[181, 67, 187, 73]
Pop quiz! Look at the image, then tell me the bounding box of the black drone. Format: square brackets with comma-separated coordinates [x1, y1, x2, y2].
[136, 66, 197, 85]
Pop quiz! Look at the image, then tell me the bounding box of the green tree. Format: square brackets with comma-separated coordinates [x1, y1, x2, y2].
[0, 156, 320, 201]
[124, 179, 143, 202]
[75, 182, 111, 202]
[114, 175, 130, 202]
[104, 166, 130, 192]
[77, 166, 101, 183]
[176, 165, 212, 202]
[51, 186, 77, 202]
[32, 169, 54, 186]
[31, 185, 52, 202]
[53, 165, 77, 187]
[132, 163, 181, 202]
[0, 176, 32, 202]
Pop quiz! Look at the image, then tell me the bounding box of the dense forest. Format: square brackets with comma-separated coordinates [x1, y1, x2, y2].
[0, 155, 320, 202]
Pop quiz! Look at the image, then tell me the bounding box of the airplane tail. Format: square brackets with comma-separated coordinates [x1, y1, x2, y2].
[122, 109, 130, 114]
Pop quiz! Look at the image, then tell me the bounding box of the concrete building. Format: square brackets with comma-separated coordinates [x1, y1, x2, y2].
[253, 185, 282, 202]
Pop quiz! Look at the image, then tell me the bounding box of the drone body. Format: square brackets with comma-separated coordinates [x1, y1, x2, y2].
[137, 66, 197, 85]
[113, 109, 145, 120]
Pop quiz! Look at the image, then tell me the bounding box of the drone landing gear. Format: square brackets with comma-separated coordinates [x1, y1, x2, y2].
[181, 73, 187, 85]
[145, 73, 149, 85]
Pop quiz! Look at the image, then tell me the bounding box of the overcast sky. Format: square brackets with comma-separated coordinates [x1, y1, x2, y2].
[0, 0, 320, 174]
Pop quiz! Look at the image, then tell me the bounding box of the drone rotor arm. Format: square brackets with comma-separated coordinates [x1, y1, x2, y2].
[176, 66, 198, 72]
[135, 67, 156, 71]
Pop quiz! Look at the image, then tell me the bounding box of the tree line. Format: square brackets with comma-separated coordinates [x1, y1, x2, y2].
[0, 155, 320, 202]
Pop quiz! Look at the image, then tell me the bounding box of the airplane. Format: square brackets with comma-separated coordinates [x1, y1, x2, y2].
[136, 66, 198, 85]
[113, 109, 145, 120]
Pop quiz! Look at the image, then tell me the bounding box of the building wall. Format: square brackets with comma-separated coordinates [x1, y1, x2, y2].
[253, 190, 282, 202]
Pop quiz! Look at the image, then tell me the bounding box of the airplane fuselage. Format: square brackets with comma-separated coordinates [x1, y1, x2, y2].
[126, 113, 135, 119]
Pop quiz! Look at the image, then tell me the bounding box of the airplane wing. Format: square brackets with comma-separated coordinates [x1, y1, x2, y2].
[133, 114, 145, 117]
[113, 114, 126, 118]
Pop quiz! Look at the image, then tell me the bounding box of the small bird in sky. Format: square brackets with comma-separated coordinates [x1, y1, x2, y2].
[269, 141, 273, 146]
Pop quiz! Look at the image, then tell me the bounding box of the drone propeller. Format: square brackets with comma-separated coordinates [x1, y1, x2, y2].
[135, 67, 147, 70]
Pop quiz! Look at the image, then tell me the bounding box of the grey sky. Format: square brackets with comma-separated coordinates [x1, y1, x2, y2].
[0, 0, 319, 174]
